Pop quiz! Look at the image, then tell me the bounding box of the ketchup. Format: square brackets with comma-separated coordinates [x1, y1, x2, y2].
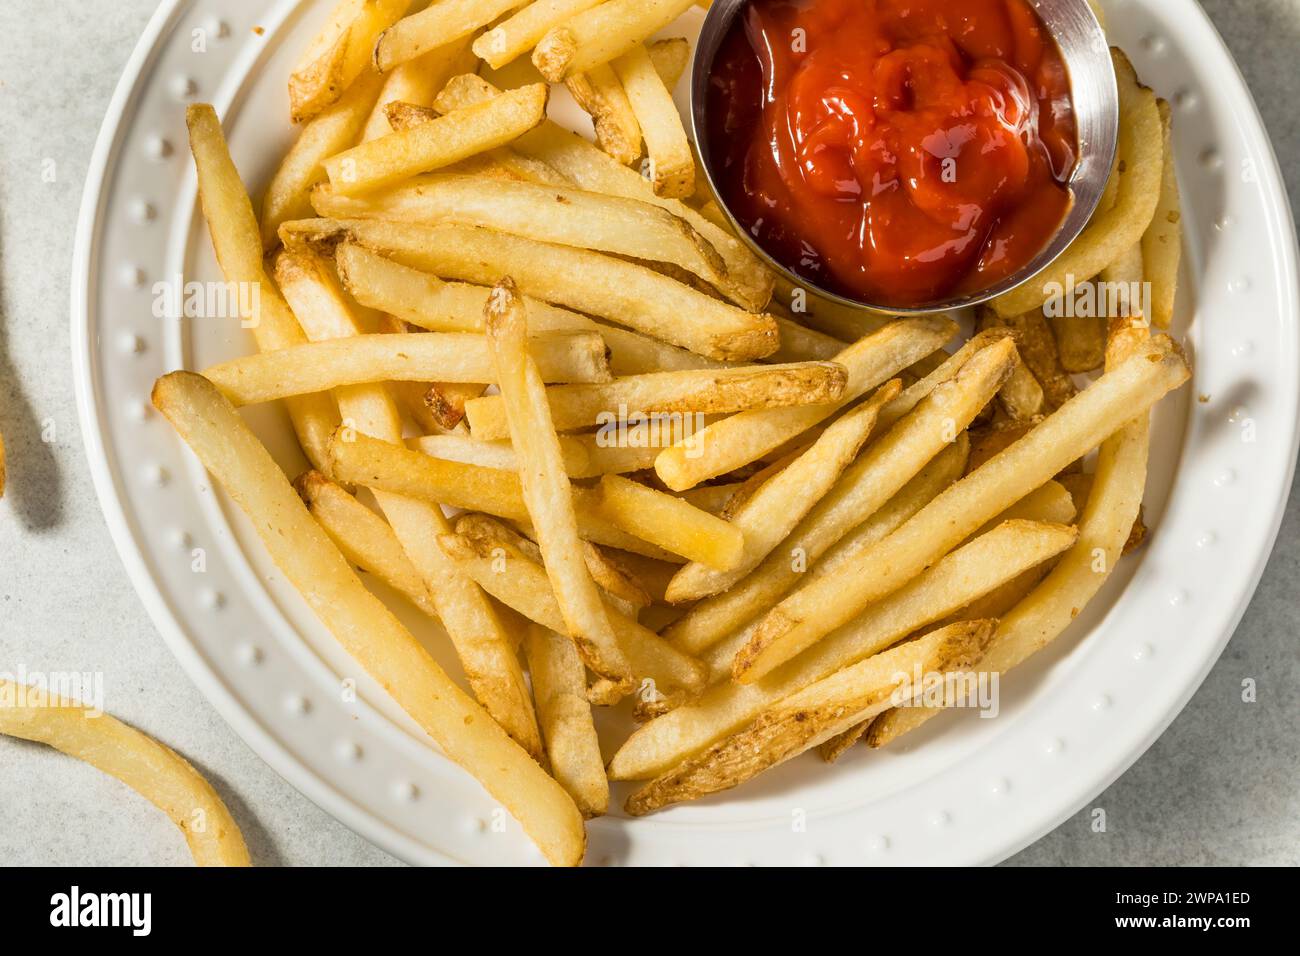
[706, 0, 1078, 307]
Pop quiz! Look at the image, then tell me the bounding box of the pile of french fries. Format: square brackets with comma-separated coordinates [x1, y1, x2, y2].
[148, 0, 1189, 865]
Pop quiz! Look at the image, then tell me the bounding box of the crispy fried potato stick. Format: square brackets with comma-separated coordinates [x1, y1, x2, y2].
[432, 73, 774, 311]
[312, 173, 727, 287]
[295, 470, 439, 617]
[151, 372, 584, 865]
[275, 248, 542, 758]
[0, 680, 250, 866]
[439, 526, 706, 695]
[465, 362, 847, 440]
[284, 217, 777, 360]
[591, 474, 744, 572]
[867, 319, 1158, 748]
[474, 0, 605, 68]
[262, 70, 385, 250]
[610, 519, 1075, 780]
[185, 105, 339, 473]
[362, 36, 478, 141]
[611, 44, 694, 197]
[566, 65, 642, 165]
[487, 277, 633, 692]
[374, 0, 528, 72]
[734, 335, 1189, 683]
[532, 0, 695, 81]
[523, 624, 609, 817]
[623, 621, 995, 814]
[661, 436, 969, 658]
[991, 50, 1162, 316]
[1143, 99, 1182, 329]
[655, 316, 957, 491]
[665, 382, 900, 603]
[203, 329, 611, 405]
[288, 0, 409, 122]
[322, 84, 549, 195]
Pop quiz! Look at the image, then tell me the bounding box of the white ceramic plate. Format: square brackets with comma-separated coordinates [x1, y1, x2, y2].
[73, 0, 1300, 866]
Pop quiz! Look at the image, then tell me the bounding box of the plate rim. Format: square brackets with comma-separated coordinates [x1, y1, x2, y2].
[71, 0, 1300, 867]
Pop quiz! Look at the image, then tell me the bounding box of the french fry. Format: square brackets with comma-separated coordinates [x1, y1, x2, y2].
[331, 428, 705, 562]
[733, 335, 1190, 684]
[867, 319, 1157, 748]
[295, 470, 439, 618]
[624, 621, 996, 813]
[487, 277, 633, 692]
[322, 83, 549, 195]
[185, 105, 339, 473]
[664, 382, 900, 604]
[262, 70, 385, 250]
[596, 322, 724, 375]
[0, 680, 250, 867]
[611, 44, 694, 197]
[991, 50, 1163, 316]
[412, 432, 590, 476]
[374, 0, 527, 72]
[288, 0, 410, 123]
[566, 65, 643, 166]
[646, 37, 690, 90]
[655, 316, 958, 491]
[312, 174, 728, 288]
[203, 329, 610, 406]
[523, 624, 609, 817]
[283, 216, 778, 361]
[432, 74, 775, 311]
[422, 382, 487, 430]
[771, 318, 849, 363]
[335, 242, 592, 334]
[979, 308, 1077, 410]
[274, 247, 543, 759]
[661, 437, 969, 657]
[1050, 312, 1107, 374]
[361, 35, 479, 141]
[439, 525, 706, 694]
[532, 0, 695, 81]
[591, 474, 745, 572]
[474, 0, 606, 69]
[465, 362, 847, 440]
[152, 372, 584, 866]
[1143, 99, 1181, 328]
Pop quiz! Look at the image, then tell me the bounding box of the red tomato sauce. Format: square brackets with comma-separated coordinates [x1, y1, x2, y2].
[706, 0, 1078, 307]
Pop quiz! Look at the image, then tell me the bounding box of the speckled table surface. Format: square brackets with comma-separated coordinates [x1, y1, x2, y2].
[1, 0, 1296, 867]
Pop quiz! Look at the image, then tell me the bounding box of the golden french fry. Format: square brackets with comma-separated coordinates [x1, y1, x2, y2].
[591, 474, 744, 572]
[465, 362, 848, 440]
[487, 277, 633, 692]
[262, 70, 385, 250]
[185, 104, 339, 473]
[567, 65, 643, 166]
[624, 621, 995, 813]
[992, 49, 1162, 316]
[734, 335, 1190, 684]
[295, 470, 439, 617]
[432, 73, 775, 311]
[0, 680, 250, 867]
[611, 44, 693, 197]
[203, 330, 610, 406]
[412, 432, 590, 476]
[1143, 99, 1182, 329]
[523, 624, 609, 817]
[335, 242, 592, 334]
[374, 0, 527, 72]
[322, 83, 549, 195]
[771, 318, 849, 363]
[596, 322, 724, 375]
[362, 35, 479, 141]
[439, 524, 706, 694]
[152, 371, 584, 866]
[979, 307, 1077, 410]
[283, 216, 778, 361]
[275, 246, 543, 759]
[661, 436, 968, 658]
[867, 320, 1157, 748]
[1050, 313, 1107, 374]
[474, 0, 605, 69]
[532, 0, 695, 81]
[655, 316, 958, 491]
[664, 382, 900, 604]
[646, 36, 690, 90]
[312, 173, 727, 288]
[288, 0, 409, 122]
